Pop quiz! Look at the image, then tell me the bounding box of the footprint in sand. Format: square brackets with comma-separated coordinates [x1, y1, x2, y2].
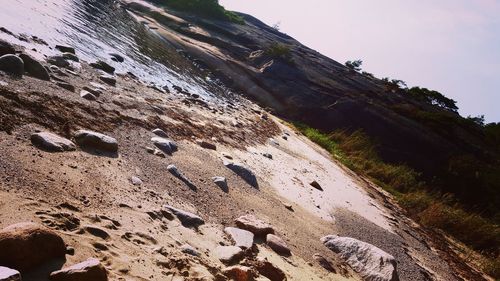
[121, 231, 158, 246]
[35, 209, 81, 231]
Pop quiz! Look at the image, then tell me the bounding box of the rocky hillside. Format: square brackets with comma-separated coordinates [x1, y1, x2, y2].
[123, 0, 500, 219]
[0, 0, 496, 281]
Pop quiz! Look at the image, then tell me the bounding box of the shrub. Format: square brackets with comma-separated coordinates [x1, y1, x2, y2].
[295, 123, 500, 278]
[151, 0, 244, 23]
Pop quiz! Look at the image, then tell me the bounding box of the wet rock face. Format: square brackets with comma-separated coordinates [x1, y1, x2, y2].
[0, 54, 24, 76]
[31, 131, 76, 152]
[224, 161, 258, 188]
[322, 235, 399, 281]
[19, 54, 50, 80]
[49, 258, 108, 281]
[73, 130, 118, 153]
[0, 222, 66, 271]
[0, 266, 21, 281]
[234, 215, 274, 236]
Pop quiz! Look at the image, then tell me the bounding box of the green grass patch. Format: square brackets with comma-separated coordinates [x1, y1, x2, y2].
[294, 123, 500, 278]
[150, 0, 244, 23]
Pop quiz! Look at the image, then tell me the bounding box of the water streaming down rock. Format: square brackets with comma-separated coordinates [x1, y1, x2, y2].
[0, 0, 236, 103]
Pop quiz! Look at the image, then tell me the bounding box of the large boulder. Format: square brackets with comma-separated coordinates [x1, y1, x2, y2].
[224, 227, 254, 249]
[19, 54, 50, 80]
[163, 205, 204, 228]
[49, 258, 108, 281]
[0, 55, 24, 76]
[224, 161, 258, 188]
[235, 215, 274, 236]
[73, 130, 118, 152]
[0, 266, 21, 281]
[266, 234, 291, 256]
[0, 222, 66, 271]
[322, 235, 399, 281]
[31, 132, 76, 152]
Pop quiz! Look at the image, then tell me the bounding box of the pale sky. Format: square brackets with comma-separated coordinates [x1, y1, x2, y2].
[220, 0, 500, 122]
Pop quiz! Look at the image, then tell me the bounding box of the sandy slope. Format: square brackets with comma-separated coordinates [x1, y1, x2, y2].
[0, 36, 491, 281]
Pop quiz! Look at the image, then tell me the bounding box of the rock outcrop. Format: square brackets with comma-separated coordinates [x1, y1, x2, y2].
[322, 235, 399, 281]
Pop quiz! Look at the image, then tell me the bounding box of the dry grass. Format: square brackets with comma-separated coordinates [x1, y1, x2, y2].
[295, 123, 500, 279]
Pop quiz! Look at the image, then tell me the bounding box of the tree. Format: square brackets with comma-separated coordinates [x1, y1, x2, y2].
[345, 60, 363, 72]
[408, 87, 458, 112]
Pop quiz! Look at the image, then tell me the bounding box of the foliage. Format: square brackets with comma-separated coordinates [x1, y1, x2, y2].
[407, 86, 458, 112]
[345, 60, 363, 72]
[295, 123, 500, 278]
[152, 0, 244, 23]
[265, 43, 293, 62]
[467, 115, 485, 126]
[361, 71, 375, 79]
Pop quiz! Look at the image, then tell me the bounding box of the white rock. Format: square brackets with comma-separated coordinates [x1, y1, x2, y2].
[224, 227, 254, 249]
[322, 235, 399, 281]
[0, 266, 21, 281]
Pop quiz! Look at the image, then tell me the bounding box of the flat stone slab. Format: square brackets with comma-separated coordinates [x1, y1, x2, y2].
[215, 246, 244, 264]
[0, 266, 21, 281]
[163, 205, 204, 228]
[224, 227, 254, 249]
[235, 215, 274, 236]
[266, 234, 291, 256]
[31, 132, 76, 152]
[74, 130, 118, 152]
[49, 258, 108, 281]
[322, 235, 399, 281]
